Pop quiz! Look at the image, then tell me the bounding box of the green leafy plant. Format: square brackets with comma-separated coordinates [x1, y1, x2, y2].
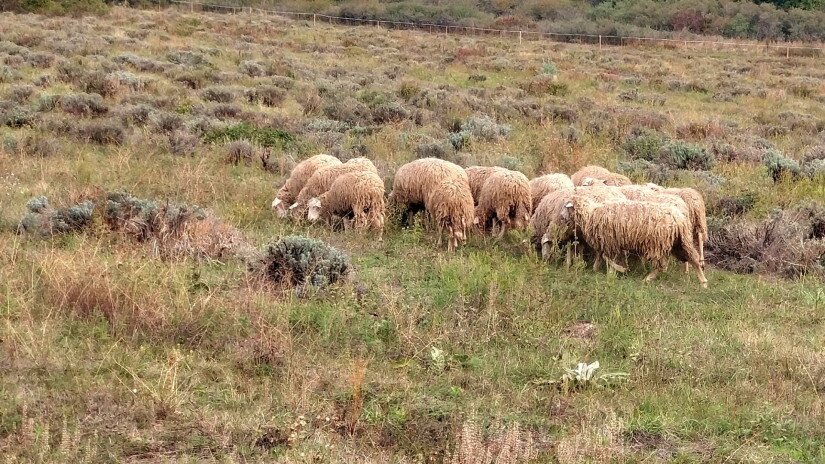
[256, 235, 350, 290]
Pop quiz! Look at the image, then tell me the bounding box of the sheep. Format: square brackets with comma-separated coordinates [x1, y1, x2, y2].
[571, 165, 631, 187]
[289, 157, 378, 219]
[567, 195, 708, 288]
[530, 187, 579, 265]
[390, 158, 468, 227]
[635, 184, 708, 271]
[425, 176, 475, 252]
[475, 169, 532, 237]
[271, 154, 341, 217]
[307, 169, 385, 239]
[530, 173, 574, 210]
[466, 166, 507, 205]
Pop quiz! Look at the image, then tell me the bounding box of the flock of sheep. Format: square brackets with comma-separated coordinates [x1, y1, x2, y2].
[271, 155, 709, 288]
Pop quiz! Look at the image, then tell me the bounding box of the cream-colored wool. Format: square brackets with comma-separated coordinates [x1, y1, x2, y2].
[530, 188, 577, 262]
[425, 177, 475, 252]
[272, 154, 341, 217]
[390, 158, 468, 222]
[289, 157, 378, 219]
[309, 170, 385, 239]
[639, 184, 708, 265]
[529, 173, 574, 210]
[663, 187, 708, 264]
[475, 169, 532, 237]
[571, 165, 631, 187]
[570, 195, 707, 287]
[466, 166, 507, 205]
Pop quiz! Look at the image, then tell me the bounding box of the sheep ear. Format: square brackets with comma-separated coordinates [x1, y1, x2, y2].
[307, 198, 322, 221]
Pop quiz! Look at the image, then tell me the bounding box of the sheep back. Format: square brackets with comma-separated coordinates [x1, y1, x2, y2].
[391, 158, 468, 208]
[530, 173, 574, 210]
[476, 169, 532, 231]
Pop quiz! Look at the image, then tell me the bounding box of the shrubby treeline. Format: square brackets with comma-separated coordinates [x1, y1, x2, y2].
[9, 0, 822, 42]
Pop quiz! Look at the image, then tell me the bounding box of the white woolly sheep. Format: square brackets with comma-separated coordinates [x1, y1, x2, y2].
[530, 173, 574, 210]
[475, 169, 532, 237]
[271, 154, 341, 217]
[289, 157, 378, 219]
[466, 166, 507, 205]
[571, 165, 631, 187]
[635, 184, 708, 271]
[567, 195, 708, 288]
[390, 158, 468, 227]
[307, 169, 385, 239]
[425, 176, 475, 252]
[530, 187, 580, 265]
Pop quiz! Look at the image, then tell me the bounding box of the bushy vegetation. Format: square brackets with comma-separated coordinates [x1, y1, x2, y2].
[0, 6, 823, 463]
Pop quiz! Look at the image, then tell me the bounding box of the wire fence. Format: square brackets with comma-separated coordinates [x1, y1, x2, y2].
[169, 0, 824, 57]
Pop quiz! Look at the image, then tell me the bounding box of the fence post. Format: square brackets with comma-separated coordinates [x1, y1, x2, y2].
[599, 35, 602, 49]
[519, 30, 522, 44]
[190, 1, 193, 13]
[445, 25, 448, 38]
[313, 14, 316, 26]
[786, 46, 790, 58]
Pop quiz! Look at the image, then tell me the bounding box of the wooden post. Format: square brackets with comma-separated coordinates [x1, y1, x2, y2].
[786, 46, 790, 58]
[519, 30, 522, 44]
[313, 14, 316, 26]
[599, 35, 602, 49]
[190, 1, 193, 13]
[445, 25, 448, 38]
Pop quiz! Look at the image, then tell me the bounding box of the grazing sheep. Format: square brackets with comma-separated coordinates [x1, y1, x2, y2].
[289, 157, 378, 219]
[571, 165, 631, 187]
[530, 187, 579, 265]
[307, 169, 385, 239]
[662, 187, 708, 270]
[568, 195, 708, 288]
[391, 158, 468, 227]
[425, 177, 475, 252]
[271, 154, 341, 217]
[466, 166, 507, 205]
[638, 183, 708, 270]
[475, 169, 532, 237]
[530, 173, 574, 210]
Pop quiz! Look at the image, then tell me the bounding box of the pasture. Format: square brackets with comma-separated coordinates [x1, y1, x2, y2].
[0, 6, 824, 462]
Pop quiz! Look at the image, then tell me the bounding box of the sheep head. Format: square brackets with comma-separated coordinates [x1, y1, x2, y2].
[271, 198, 289, 218]
[306, 197, 323, 221]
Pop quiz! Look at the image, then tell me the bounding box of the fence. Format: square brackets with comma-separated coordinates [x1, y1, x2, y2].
[168, 0, 824, 57]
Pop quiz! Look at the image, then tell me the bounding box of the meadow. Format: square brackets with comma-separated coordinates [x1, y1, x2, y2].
[0, 6, 824, 462]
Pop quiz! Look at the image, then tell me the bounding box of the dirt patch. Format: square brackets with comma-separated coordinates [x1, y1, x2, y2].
[563, 321, 598, 340]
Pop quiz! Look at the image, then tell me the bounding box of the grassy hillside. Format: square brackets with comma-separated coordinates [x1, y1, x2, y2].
[1, 7, 824, 462]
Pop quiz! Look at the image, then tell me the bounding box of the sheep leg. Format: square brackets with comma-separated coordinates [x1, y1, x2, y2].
[644, 267, 661, 282]
[593, 254, 603, 272]
[496, 222, 508, 239]
[605, 256, 627, 273]
[565, 246, 572, 268]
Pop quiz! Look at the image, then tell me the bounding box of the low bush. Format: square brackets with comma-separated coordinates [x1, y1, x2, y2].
[245, 85, 286, 107]
[622, 129, 666, 161]
[0, 107, 36, 128]
[168, 130, 199, 156]
[201, 86, 236, 103]
[203, 122, 295, 149]
[372, 102, 409, 124]
[762, 149, 801, 182]
[714, 193, 758, 217]
[60, 92, 108, 116]
[658, 141, 715, 171]
[253, 235, 350, 290]
[706, 207, 825, 279]
[18, 196, 95, 236]
[226, 140, 256, 165]
[76, 119, 125, 145]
